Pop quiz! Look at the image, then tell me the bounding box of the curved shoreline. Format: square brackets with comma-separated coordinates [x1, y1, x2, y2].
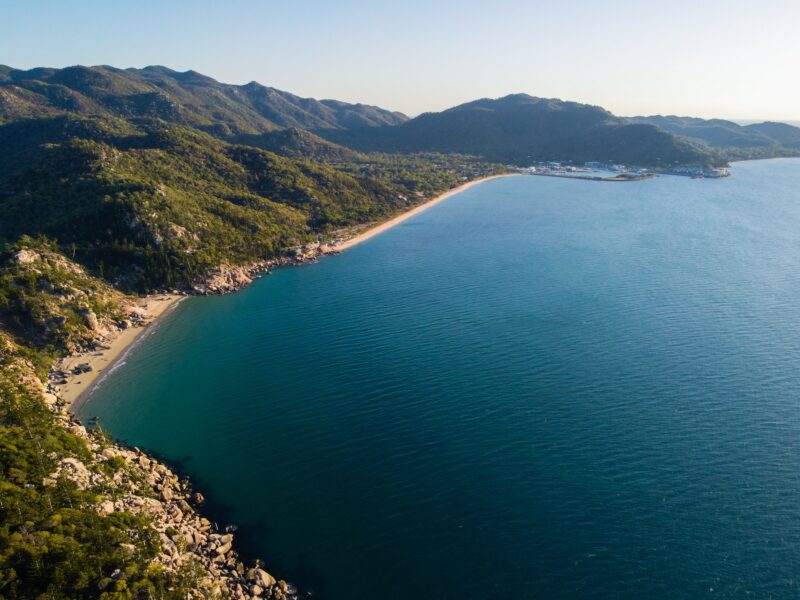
[333, 174, 516, 251]
[62, 174, 513, 411]
[59, 295, 185, 410]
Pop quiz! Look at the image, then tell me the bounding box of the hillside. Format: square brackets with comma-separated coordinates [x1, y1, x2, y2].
[0, 65, 506, 295]
[2, 66, 756, 168]
[0, 239, 173, 597]
[745, 122, 800, 148]
[230, 127, 365, 162]
[12, 66, 795, 168]
[321, 94, 720, 166]
[0, 65, 408, 137]
[0, 238, 300, 598]
[0, 114, 493, 292]
[629, 115, 800, 160]
[0, 69, 506, 598]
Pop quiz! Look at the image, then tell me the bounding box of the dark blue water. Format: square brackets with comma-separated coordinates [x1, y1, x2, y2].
[80, 159, 800, 599]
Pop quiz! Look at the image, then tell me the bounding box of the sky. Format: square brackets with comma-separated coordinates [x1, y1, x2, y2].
[3, 0, 799, 121]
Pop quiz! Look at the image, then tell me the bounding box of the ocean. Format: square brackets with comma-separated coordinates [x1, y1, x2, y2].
[79, 158, 800, 599]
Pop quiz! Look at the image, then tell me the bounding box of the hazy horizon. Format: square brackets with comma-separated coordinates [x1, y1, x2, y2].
[3, 0, 799, 122]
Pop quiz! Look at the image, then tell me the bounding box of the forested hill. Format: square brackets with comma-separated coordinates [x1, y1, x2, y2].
[0, 114, 496, 292]
[0, 64, 408, 136]
[230, 127, 366, 162]
[628, 115, 800, 160]
[0, 64, 757, 168]
[320, 94, 722, 166]
[7, 65, 797, 167]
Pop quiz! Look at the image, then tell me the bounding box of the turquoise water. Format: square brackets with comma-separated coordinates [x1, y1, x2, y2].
[80, 159, 800, 599]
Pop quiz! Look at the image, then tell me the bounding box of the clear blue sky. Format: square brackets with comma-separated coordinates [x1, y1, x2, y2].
[3, 0, 799, 121]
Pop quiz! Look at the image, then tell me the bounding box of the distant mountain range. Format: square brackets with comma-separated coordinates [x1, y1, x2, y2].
[629, 115, 800, 160]
[0, 64, 408, 136]
[0, 66, 500, 292]
[3, 65, 799, 168]
[322, 94, 718, 166]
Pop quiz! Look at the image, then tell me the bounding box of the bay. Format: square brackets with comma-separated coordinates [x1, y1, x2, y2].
[80, 159, 800, 599]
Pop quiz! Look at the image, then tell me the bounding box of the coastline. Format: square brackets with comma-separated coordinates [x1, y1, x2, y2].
[57, 294, 185, 410]
[332, 173, 516, 251]
[527, 171, 656, 182]
[58, 174, 513, 412]
[65, 175, 513, 393]
[47, 173, 514, 596]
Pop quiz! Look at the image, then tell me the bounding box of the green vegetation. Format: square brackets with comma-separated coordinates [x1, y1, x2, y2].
[0, 337, 204, 598]
[0, 236, 125, 363]
[230, 127, 366, 162]
[0, 240, 206, 598]
[9, 64, 794, 171]
[0, 68, 504, 598]
[0, 114, 502, 292]
[320, 94, 723, 167]
[629, 115, 800, 161]
[0, 64, 408, 136]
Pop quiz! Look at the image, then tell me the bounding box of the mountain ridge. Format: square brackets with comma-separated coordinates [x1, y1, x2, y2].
[628, 114, 800, 160]
[319, 93, 722, 166]
[0, 64, 409, 136]
[4, 65, 800, 167]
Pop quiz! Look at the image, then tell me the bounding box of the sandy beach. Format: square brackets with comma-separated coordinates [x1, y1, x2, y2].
[60, 175, 511, 410]
[333, 174, 515, 251]
[58, 294, 184, 409]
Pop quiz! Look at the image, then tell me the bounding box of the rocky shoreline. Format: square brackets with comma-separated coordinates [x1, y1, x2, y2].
[39, 215, 462, 596]
[191, 242, 338, 295]
[41, 384, 297, 599]
[29, 179, 501, 597]
[40, 189, 487, 596]
[38, 248, 341, 598]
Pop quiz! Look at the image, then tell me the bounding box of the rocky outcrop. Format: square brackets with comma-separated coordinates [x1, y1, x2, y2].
[30, 245, 336, 597]
[191, 244, 340, 295]
[192, 263, 255, 295]
[5, 243, 305, 597]
[43, 390, 298, 599]
[13, 248, 40, 264]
